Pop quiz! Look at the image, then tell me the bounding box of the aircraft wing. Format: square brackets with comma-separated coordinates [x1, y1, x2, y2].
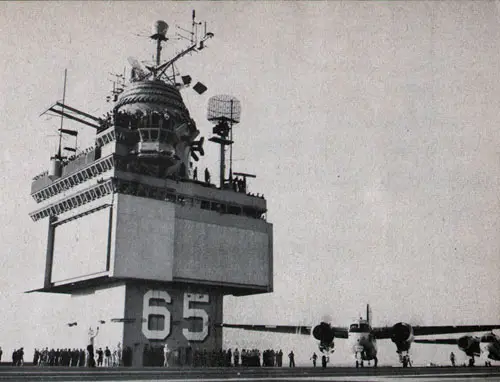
[416, 333, 497, 344]
[219, 323, 349, 338]
[413, 325, 500, 336]
[373, 325, 500, 339]
[219, 324, 312, 335]
[414, 338, 458, 345]
[331, 327, 349, 339]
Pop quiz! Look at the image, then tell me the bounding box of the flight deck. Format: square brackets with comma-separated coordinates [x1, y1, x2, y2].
[0, 366, 498, 381]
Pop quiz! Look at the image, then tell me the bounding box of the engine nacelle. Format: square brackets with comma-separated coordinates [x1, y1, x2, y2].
[458, 335, 481, 357]
[391, 322, 414, 353]
[312, 322, 335, 353]
[487, 350, 500, 361]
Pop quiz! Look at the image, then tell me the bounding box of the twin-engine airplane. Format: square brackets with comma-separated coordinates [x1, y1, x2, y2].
[415, 331, 500, 365]
[220, 305, 500, 367]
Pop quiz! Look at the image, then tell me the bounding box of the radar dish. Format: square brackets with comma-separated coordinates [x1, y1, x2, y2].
[207, 95, 241, 124]
[127, 56, 148, 80]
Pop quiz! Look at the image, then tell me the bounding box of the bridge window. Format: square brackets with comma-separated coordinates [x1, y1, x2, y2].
[159, 129, 168, 142]
[227, 205, 242, 215]
[150, 129, 159, 141]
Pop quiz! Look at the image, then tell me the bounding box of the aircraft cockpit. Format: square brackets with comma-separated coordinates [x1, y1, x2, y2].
[349, 322, 371, 333]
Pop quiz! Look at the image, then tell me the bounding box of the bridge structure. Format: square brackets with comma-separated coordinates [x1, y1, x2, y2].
[28, 12, 273, 367]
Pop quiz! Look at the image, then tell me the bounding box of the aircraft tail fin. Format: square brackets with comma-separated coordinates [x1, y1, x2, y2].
[366, 304, 372, 326]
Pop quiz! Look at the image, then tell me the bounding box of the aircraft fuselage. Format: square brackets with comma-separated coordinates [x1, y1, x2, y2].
[481, 333, 500, 361]
[348, 320, 378, 363]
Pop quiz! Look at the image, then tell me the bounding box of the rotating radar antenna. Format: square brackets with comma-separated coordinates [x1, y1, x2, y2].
[207, 95, 241, 124]
[207, 95, 241, 189]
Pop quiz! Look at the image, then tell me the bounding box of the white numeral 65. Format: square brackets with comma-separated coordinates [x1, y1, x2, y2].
[142, 290, 210, 341]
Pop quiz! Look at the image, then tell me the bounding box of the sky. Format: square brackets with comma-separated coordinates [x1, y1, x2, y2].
[0, 0, 500, 367]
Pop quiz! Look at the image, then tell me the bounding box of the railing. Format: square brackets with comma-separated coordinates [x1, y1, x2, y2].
[29, 179, 114, 222]
[31, 155, 114, 203]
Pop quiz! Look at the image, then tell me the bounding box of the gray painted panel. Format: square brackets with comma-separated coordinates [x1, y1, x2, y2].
[113, 194, 175, 281]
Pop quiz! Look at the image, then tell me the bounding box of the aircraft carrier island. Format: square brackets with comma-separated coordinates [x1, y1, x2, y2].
[28, 13, 273, 367]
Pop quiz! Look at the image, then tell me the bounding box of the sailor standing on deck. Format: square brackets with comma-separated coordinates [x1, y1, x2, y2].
[322, 355, 329, 368]
[117, 343, 122, 366]
[233, 348, 240, 366]
[163, 343, 169, 367]
[86, 326, 99, 367]
[205, 168, 210, 184]
[288, 351, 295, 367]
[310, 352, 317, 367]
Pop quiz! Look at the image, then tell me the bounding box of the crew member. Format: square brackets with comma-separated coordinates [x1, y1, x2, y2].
[87, 326, 99, 367]
[104, 346, 111, 367]
[233, 348, 240, 366]
[321, 355, 329, 368]
[450, 352, 456, 367]
[277, 349, 283, 367]
[163, 343, 169, 367]
[311, 352, 317, 367]
[116, 343, 122, 367]
[96, 347, 104, 367]
[288, 351, 295, 367]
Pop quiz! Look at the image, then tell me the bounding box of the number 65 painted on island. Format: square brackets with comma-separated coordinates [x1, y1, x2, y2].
[142, 290, 210, 341]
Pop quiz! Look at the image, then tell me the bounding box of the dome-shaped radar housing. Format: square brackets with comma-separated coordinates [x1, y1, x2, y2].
[151, 20, 169, 40]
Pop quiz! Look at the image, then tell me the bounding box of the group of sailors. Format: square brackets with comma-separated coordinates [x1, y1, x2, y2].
[229, 177, 247, 194]
[143, 346, 291, 368]
[11, 348, 24, 366]
[33, 348, 86, 367]
[450, 352, 493, 368]
[310, 352, 329, 368]
[29, 345, 130, 367]
[190, 348, 263, 367]
[104, 109, 174, 132]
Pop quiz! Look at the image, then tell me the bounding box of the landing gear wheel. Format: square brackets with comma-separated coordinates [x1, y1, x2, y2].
[402, 358, 408, 368]
[361, 361, 364, 368]
[374, 357, 378, 368]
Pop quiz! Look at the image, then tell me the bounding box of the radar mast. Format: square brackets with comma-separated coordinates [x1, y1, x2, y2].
[128, 11, 214, 88]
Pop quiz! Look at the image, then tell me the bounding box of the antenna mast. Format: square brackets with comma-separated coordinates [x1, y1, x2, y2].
[127, 11, 213, 91]
[229, 99, 234, 179]
[151, 11, 214, 84]
[207, 95, 241, 188]
[57, 69, 68, 159]
[150, 20, 169, 78]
